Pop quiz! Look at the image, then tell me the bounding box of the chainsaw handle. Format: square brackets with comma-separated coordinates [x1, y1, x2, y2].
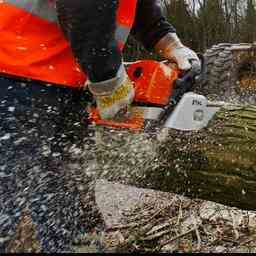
[170, 54, 205, 105]
[176, 55, 204, 87]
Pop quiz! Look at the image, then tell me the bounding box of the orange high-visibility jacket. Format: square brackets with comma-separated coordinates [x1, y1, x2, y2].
[0, 1, 137, 88]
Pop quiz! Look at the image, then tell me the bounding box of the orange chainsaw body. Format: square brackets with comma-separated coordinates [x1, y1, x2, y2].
[128, 60, 179, 105]
[90, 60, 180, 130]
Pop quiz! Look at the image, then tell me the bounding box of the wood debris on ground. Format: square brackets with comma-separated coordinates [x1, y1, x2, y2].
[73, 179, 256, 253]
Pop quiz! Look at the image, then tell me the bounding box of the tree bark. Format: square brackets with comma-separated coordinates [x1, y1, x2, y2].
[94, 104, 256, 210]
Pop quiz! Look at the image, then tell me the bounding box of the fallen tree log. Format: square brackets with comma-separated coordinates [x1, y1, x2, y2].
[93, 103, 256, 210]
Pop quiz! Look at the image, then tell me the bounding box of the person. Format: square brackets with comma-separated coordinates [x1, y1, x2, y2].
[0, 0, 200, 121]
[0, 1, 200, 252]
[56, 0, 200, 120]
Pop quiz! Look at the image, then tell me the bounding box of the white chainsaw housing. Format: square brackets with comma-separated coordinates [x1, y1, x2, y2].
[164, 92, 221, 131]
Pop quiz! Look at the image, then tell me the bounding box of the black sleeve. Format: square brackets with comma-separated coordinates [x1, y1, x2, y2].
[131, 0, 176, 50]
[56, 0, 121, 83]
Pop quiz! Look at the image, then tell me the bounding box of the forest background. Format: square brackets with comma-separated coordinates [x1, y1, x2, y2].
[124, 0, 256, 60]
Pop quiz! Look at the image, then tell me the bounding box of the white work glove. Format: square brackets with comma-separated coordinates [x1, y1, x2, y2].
[155, 33, 200, 70]
[88, 65, 135, 120]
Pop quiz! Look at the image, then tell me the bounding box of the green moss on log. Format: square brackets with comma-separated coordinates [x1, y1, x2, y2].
[141, 104, 256, 209]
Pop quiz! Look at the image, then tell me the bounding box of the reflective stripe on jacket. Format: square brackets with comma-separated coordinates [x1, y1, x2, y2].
[0, 0, 137, 88]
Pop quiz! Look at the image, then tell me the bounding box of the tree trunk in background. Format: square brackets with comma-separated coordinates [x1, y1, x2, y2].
[93, 104, 256, 210]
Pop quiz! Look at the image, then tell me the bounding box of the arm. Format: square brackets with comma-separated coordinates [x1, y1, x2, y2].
[131, 0, 200, 70]
[56, 0, 122, 84]
[56, 0, 134, 120]
[131, 0, 176, 50]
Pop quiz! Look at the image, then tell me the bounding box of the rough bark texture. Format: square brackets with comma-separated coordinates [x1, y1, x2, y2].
[197, 43, 256, 104]
[93, 104, 256, 210]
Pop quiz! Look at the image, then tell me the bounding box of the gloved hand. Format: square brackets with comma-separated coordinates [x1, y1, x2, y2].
[155, 33, 200, 70]
[88, 65, 135, 120]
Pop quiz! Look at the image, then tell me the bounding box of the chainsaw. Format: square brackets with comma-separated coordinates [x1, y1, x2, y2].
[89, 57, 222, 131]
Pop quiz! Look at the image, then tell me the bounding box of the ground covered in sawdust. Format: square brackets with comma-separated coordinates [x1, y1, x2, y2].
[72, 179, 256, 253]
